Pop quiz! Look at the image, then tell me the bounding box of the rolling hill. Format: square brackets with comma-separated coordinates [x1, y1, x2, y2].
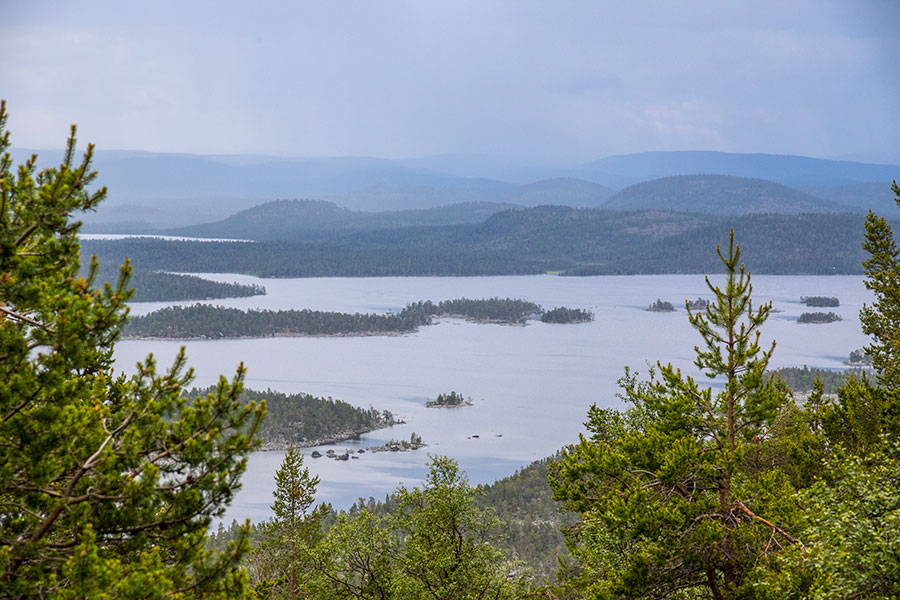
[602, 174, 854, 215]
[173, 199, 516, 241]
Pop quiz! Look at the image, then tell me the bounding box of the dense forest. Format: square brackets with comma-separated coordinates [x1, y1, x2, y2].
[82, 208, 878, 279]
[187, 386, 401, 449]
[124, 297, 590, 338]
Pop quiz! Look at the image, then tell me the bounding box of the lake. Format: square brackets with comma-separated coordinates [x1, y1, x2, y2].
[114, 274, 871, 522]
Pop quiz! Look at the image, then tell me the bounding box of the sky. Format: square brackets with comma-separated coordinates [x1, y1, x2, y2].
[1, 1, 899, 164]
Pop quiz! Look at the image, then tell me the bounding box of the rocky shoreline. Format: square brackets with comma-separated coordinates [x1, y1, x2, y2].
[256, 421, 406, 452]
[308, 439, 428, 461]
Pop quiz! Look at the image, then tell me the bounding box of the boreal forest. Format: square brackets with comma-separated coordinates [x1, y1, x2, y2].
[2, 98, 900, 600]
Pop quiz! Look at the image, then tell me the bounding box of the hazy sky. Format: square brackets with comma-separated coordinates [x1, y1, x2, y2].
[2, 1, 899, 163]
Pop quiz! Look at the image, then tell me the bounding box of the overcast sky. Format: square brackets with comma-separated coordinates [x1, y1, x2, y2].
[1, 1, 899, 164]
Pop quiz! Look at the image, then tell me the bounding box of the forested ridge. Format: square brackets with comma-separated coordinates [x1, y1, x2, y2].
[82, 208, 877, 278]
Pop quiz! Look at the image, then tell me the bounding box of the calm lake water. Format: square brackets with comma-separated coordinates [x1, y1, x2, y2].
[115, 274, 871, 522]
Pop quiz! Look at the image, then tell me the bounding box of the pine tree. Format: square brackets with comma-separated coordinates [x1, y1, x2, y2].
[252, 445, 325, 599]
[550, 232, 798, 599]
[0, 101, 265, 598]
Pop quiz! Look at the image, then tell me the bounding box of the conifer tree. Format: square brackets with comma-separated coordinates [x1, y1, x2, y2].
[252, 445, 326, 599]
[550, 232, 798, 599]
[0, 101, 265, 598]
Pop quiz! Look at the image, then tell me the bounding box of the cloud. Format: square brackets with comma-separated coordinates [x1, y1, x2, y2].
[1, 0, 898, 162]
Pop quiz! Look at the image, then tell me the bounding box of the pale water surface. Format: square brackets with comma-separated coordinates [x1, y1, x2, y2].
[114, 274, 871, 522]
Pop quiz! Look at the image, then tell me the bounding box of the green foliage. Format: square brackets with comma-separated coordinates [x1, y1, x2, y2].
[800, 296, 839, 307]
[311, 456, 531, 599]
[0, 102, 264, 597]
[759, 441, 900, 599]
[550, 232, 801, 599]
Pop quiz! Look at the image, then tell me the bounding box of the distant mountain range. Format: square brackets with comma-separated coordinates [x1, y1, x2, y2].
[581, 151, 900, 188]
[159, 174, 900, 242]
[9, 146, 895, 232]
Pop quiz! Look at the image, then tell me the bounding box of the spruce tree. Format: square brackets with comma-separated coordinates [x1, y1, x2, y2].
[0, 101, 265, 598]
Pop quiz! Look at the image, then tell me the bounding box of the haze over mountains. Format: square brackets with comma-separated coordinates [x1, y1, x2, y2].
[12, 146, 898, 233]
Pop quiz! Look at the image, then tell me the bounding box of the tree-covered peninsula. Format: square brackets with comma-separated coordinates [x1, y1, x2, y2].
[86, 263, 266, 302]
[124, 297, 592, 339]
[187, 387, 402, 450]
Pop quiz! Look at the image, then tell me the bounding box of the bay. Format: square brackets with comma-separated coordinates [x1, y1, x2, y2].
[114, 274, 871, 522]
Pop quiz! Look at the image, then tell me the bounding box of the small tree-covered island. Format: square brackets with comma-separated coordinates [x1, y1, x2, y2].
[426, 391, 474, 407]
[797, 310, 843, 323]
[4, 104, 900, 599]
[801, 295, 840, 307]
[647, 298, 676, 312]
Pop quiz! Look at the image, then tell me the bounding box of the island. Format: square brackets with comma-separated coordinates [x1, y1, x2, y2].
[797, 311, 842, 324]
[426, 391, 474, 408]
[368, 433, 427, 453]
[845, 348, 873, 366]
[540, 307, 594, 323]
[686, 297, 710, 310]
[124, 297, 593, 339]
[801, 295, 840, 307]
[647, 299, 676, 312]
